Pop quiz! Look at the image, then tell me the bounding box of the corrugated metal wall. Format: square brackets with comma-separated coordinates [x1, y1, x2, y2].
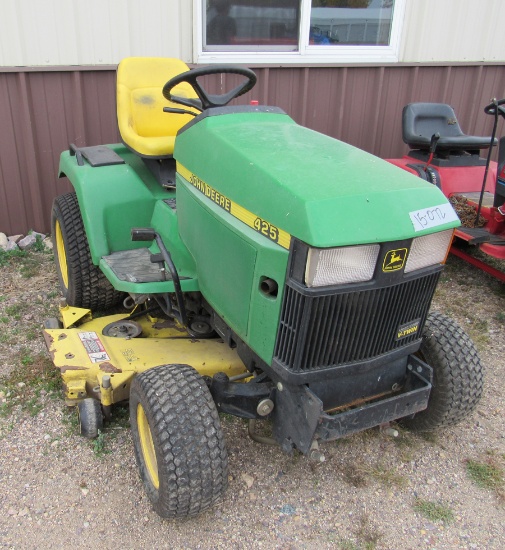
[0, 69, 120, 235]
[400, 1, 505, 63]
[0, 0, 193, 66]
[1, 64, 505, 235]
[2, 1, 505, 67]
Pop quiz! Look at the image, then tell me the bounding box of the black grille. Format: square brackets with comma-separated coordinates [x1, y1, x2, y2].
[274, 272, 440, 373]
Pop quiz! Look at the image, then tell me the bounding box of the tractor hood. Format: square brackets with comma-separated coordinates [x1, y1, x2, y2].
[174, 108, 459, 248]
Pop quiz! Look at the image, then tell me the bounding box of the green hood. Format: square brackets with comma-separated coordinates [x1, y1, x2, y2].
[175, 110, 458, 247]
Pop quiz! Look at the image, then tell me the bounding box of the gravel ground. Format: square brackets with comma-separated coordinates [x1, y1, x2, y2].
[0, 250, 504, 550]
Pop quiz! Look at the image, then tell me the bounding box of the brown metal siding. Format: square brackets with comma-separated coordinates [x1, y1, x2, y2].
[1, 64, 504, 235]
[0, 70, 119, 235]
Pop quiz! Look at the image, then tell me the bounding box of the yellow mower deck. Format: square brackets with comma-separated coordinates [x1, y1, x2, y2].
[43, 307, 247, 406]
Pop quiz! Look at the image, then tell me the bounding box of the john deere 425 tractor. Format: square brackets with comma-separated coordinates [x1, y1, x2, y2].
[45, 58, 483, 519]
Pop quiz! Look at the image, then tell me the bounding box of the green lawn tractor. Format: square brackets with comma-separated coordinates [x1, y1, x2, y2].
[44, 57, 484, 519]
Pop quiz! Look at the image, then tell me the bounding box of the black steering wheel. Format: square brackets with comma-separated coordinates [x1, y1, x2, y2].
[162, 65, 257, 112]
[484, 98, 505, 118]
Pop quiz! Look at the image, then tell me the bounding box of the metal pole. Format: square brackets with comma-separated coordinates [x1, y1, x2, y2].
[475, 99, 499, 225]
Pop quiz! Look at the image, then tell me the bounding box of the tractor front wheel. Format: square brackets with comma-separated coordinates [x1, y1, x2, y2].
[130, 364, 228, 518]
[51, 192, 123, 311]
[402, 312, 484, 431]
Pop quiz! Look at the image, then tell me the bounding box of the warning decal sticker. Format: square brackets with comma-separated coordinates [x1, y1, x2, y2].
[78, 332, 110, 363]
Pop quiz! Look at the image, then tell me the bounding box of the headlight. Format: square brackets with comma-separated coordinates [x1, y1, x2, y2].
[305, 244, 380, 287]
[404, 229, 453, 273]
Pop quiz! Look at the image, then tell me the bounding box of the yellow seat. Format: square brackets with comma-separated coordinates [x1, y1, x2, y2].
[117, 57, 199, 158]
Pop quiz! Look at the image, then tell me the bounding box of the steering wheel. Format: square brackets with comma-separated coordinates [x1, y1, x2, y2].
[484, 98, 505, 118]
[162, 65, 257, 112]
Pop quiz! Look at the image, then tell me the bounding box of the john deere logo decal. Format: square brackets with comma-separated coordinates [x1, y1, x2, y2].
[383, 248, 408, 272]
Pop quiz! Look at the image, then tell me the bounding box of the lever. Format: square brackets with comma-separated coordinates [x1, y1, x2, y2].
[163, 107, 197, 117]
[423, 133, 440, 173]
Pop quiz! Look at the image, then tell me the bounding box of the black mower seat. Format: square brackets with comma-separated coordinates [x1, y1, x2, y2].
[402, 103, 495, 152]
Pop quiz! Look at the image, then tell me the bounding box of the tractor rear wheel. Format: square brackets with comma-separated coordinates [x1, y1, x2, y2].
[402, 312, 484, 431]
[129, 364, 228, 518]
[51, 192, 123, 311]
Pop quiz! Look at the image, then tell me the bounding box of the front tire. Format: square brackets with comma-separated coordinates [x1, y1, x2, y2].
[130, 364, 228, 519]
[51, 192, 123, 311]
[402, 312, 484, 431]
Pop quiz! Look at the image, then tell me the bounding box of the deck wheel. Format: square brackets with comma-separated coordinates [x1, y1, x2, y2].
[77, 398, 104, 439]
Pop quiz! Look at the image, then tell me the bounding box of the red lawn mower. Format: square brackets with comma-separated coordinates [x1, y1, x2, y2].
[387, 99, 505, 282]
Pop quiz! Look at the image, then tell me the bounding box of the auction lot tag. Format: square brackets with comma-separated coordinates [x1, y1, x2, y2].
[409, 203, 459, 232]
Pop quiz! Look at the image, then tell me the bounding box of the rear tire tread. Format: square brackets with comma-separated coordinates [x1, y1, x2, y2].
[52, 192, 123, 310]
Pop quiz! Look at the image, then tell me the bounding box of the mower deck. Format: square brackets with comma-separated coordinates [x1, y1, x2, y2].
[43, 309, 247, 406]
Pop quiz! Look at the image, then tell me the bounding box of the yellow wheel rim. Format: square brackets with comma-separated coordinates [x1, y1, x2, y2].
[137, 404, 159, 489]
[55, 220, 69, 289]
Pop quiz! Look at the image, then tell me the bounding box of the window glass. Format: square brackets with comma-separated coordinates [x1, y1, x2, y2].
[309, 0, 394, 46]
[198, 0, 404, 63]
[204, 0, 300, 51]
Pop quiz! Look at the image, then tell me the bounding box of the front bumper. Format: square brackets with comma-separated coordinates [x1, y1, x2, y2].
[272, 355, 432, 454]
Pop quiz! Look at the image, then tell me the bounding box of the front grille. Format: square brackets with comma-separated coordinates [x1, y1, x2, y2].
[274, 272, 440, 373]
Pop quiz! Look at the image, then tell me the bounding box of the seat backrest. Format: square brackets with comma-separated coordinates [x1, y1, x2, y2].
[402, 102, 493, 152]
[117, 57, 199, 158]
[402, 103, 464, 148]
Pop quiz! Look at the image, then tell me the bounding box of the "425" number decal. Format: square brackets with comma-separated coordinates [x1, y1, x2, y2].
[253, 217, 279, 243]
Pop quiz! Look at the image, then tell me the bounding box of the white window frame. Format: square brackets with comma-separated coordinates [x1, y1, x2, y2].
[194, 0, 406, 65]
